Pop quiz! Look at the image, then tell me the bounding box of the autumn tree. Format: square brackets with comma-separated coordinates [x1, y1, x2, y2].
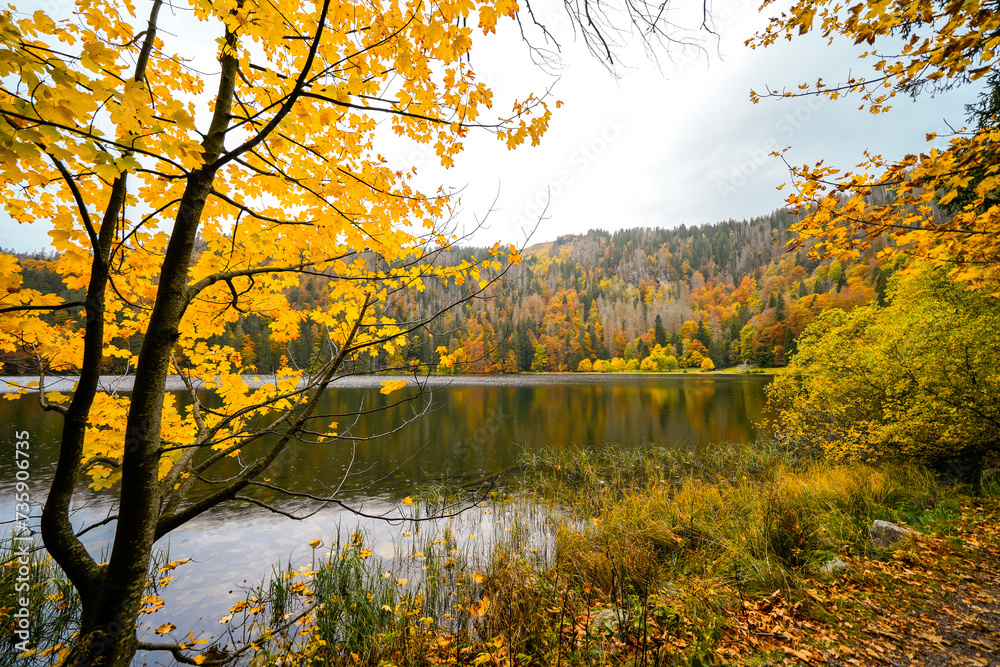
[740, 323, 755, 363]
[752, 0, 1000, 295]
[530, 342, 548, 371]
[637, 343, 670, 371]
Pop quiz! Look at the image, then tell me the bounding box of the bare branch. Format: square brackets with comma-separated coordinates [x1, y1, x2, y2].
[0, 301, 86, 315]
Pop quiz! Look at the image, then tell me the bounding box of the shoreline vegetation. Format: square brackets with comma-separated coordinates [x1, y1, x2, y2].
[6, 441, 998, 666]
[0, 367, 782, 392]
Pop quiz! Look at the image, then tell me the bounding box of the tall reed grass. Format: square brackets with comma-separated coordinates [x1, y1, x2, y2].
[3, 440, 991, 666]
[1, 536, 79, 666]
[239, 440, 966, 666]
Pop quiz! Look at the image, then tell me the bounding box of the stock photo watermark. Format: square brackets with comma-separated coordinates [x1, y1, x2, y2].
[716, 96, 825, 201]
[510, 116, 629, 232]
[12, 429, 33, 654]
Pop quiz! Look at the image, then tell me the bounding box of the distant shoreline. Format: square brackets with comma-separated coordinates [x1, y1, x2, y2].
[0, 371, 777, 394]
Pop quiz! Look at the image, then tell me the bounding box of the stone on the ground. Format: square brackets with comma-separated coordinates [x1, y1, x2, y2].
[819, 556, 847, 575]
[590, 608, 620, 634]
[870, 520, 920, 549]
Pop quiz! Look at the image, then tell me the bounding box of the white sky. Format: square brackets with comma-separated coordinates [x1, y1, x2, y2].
[441, 0, 978, 247]
[0, 0, 979, 252]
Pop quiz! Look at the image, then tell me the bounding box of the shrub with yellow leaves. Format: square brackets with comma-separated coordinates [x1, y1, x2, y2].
[767, 264, 1000, 471]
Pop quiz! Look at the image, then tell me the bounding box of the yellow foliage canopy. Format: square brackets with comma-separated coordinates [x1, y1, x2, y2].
[751, 0, 1000, 295]
[767, 264, 1000, 463]
[0, 0, 548, 492]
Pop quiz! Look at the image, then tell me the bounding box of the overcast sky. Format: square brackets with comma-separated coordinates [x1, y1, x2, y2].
[1, 0, 979, 252]
[440, 0, 979, 248]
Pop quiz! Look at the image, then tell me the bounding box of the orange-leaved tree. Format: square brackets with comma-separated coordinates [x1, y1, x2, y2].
[0, 0, 554, 663]
[750, 0, 1000, 296]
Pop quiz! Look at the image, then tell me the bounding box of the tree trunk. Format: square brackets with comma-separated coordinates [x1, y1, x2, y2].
[67, 600, 141, 667]
[55, 6, 278, 662]
[60, 169, 216, 665]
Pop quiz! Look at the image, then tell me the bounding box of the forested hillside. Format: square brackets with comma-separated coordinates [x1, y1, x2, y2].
[1, 209, 889, 375]
[420, 210, 886, 373]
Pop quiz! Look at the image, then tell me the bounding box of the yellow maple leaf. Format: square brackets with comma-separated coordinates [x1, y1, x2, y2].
[469, 596, 491, 618]
[154, 623, 175, 635]
[379, 379, 406, 395]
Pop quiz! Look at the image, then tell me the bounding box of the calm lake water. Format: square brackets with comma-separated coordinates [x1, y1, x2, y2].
[0, 373, 771, 663]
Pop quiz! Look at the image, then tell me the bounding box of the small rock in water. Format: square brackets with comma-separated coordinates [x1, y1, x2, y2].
[870, 520, 921, 549]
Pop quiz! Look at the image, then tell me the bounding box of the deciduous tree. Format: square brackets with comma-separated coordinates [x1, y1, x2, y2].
[0, 0, 550, 663]
[753, 0, 1000, 295]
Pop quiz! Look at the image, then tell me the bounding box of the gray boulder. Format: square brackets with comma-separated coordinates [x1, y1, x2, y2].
[870, 520, 920, 549]
[818, 556, 847, 575]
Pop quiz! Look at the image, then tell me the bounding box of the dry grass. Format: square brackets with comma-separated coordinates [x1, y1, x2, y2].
[239, 442, 969, 666]
[4, 441, 994, 667]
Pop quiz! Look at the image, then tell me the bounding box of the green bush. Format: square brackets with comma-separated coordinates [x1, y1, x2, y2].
[767, 264, 1000, 471]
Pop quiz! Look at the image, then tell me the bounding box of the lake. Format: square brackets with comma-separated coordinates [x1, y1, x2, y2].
[0, 373, 772, 661]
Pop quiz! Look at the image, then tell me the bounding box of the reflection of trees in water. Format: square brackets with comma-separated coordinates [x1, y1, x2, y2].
[683, 382, 717, 443]
[0, 377, 772, 514]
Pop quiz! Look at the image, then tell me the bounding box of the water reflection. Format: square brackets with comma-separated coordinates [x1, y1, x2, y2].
[0, 374, 772, 659]
[0, 374, 773, 516]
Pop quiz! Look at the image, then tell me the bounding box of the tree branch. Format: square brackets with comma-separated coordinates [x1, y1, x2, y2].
[155, 293, 372, 538]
